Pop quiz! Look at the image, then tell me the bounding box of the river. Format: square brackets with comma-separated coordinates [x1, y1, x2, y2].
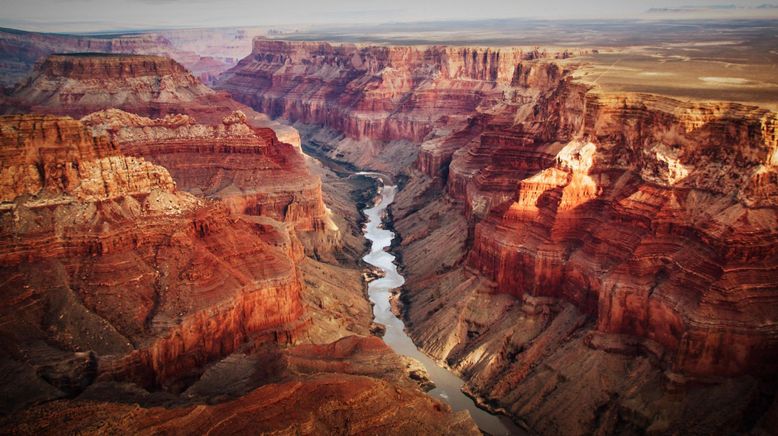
[359, 172, 523, 436]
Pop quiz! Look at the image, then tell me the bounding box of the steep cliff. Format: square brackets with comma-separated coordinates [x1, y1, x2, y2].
[221, 38, 778, 433]
[0, 27, 244, 89]
[216, 39, 574, 171]
[80, 109, 332, 236]
[398, 80, 778, 433]
[0, 114, 304, 400]
[0, 114, 475, 433]
[2, 53, 299, 145]
[2, 336, 479, 435]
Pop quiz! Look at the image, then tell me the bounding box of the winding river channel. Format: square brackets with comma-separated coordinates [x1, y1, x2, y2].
[359, 172, 523, 436]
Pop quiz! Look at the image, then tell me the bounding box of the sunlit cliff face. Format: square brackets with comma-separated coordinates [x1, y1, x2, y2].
[504, 140, 599, 220]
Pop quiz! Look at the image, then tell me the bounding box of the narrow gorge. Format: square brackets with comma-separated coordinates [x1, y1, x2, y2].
[216, 37, 778, 434]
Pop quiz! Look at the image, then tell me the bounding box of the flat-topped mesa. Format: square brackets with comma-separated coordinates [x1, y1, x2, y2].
[81, 109, 332, 235]
[39, 53, 190, 80]
[3, 52, 301, 146]
[251, 38, 531, 82]
[0, 114, 306, 396]
[462, 88, 778, 378]
[216, 39, 573, 168]
[0, 28, 179, 88]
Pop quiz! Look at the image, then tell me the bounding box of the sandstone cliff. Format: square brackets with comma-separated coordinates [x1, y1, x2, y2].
[80, 109, 332, 237]
[216, 38, 572, 171]
[2, 53, 300, 146]
[221, 38, 778, 434]
[1, 336, 478, 435]
[399, 78, 778, 434]
[0, 27, 244, 89]
[0, 114, 303, 398]
[0, 114, 475, 433]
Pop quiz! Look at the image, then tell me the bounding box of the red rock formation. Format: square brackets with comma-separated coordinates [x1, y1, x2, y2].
[464, 91, 778, 378]
[216, 38, 573, 170]
[0, 27, 246, 89]
[0, 114, 305, 399]
[2, 53, 300, 145]
[1, 336, 479, 435]
[80, 109, 330, 234]
[391, 84, 778, 433]
[2, 51, 335, 250]
[220, 37, 778, 432]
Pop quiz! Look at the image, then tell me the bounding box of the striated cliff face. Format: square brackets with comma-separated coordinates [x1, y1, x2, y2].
[0, 114, 305, 398]
[462, 90, 778, 378]
[2, 336, 479, 435]
[216, 39, 572, 171]
[80, 109, 331, 236]
[2, 53, 300, 145]
[0, 27, 246, 89]
[397, 78, 778, 433]
[2, 52, 338, 252]
[0, 115, 476, 433]
[222, 38, 778, 433]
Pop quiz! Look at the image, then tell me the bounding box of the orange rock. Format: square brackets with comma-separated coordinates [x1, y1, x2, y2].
[0, 114, 304, 396]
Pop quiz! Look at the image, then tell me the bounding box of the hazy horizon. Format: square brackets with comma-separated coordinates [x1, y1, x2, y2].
[1, 0, 777, 33]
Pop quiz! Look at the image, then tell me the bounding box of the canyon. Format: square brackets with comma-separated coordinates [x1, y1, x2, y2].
[0, 52, 478, 433]
[216, 38, 778, 434]
[0, 22, 776, 434]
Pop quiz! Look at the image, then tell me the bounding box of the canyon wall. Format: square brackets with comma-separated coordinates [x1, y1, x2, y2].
[0, 114, 304, 395]
[216, 38, 573, 171]
[1, 53, 335, 248]
[401, 78, 778, 435]
[463, 89, 778, 377]
[0, 27, 247, 88]
[1, 53, 300, 145]
[81, 109, 330, 234]
[0, 113, 474, 434]
[221, 38, 778, 433]
[0, 49, 480, 433]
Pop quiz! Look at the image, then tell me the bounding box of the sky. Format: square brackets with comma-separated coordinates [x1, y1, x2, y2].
[1, 0, 776, 33]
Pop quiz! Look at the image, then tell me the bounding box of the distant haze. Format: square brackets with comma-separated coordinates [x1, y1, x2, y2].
[1, 0, 777, 33]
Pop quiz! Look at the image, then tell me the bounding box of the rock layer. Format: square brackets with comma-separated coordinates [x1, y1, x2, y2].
[0, 113, 478, 434]
[0, 27, 247, 89]
[216, 39, 573, 171]
[0, 114, 304, 402]
[2, 53, 300, 145]
[462, 91, 778, 378]
[221, 37, 778, 433]
[2, 337, 479, 435]
[80, 109, 330, 234]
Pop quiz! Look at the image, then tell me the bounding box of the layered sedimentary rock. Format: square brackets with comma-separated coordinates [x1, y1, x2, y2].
[396, 81, 778, 432]
[2, 336, 478, 435]
[216, 39, 574, 171]
[2, 51, 341, 257]
[0, 114, 475, 433]
[222, 38, 778, 433]
[0, 114, 305, 404]
[463, 91, 778, 378]
[2, 53, 299, 145]
[0, 27, 247, 89]
[80, 109, 330, 235]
